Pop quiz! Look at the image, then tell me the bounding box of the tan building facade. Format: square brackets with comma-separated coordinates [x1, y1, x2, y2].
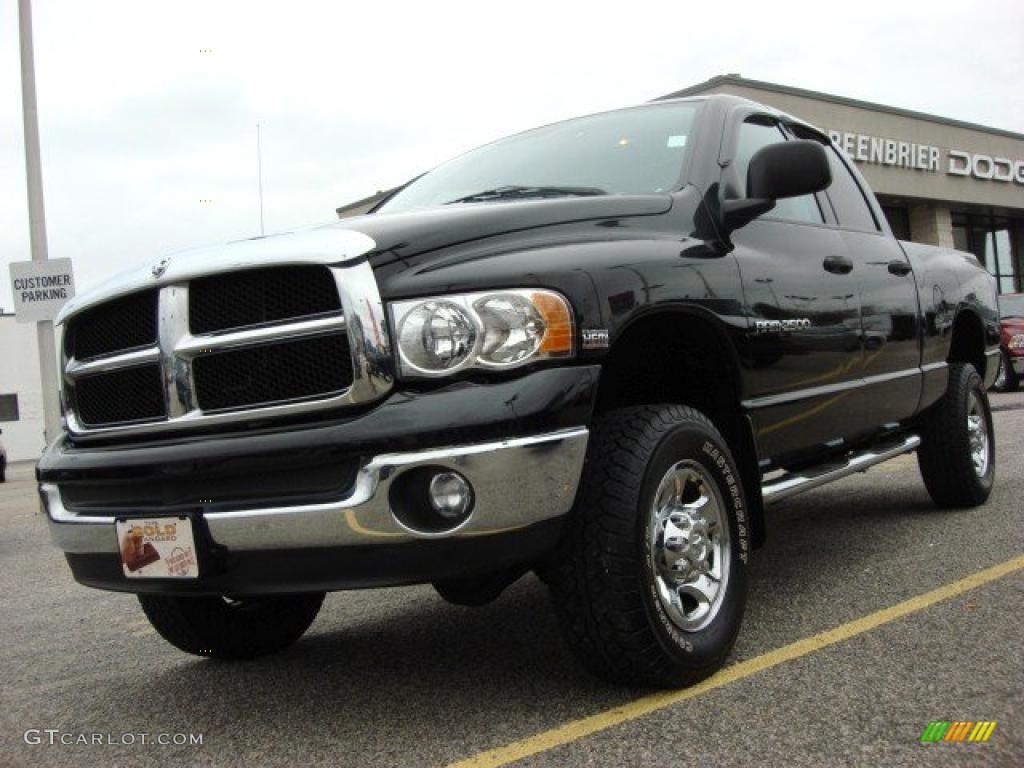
[660, 75, 1024, 294]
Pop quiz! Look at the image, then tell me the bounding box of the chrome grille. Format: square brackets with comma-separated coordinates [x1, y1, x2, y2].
[189, 265, 341, 334]
[65, 290, 158, 360]
[74, 365, 166, 425]
[193, 333, 353, 412]
[61, 261, 393, 437]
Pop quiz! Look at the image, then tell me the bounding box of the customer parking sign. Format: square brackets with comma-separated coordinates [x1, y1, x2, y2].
[8, 258, 75, 322]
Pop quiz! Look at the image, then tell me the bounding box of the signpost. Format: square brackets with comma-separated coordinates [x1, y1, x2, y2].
[9, 259, 75, 323]
[18, 0, 62, 445]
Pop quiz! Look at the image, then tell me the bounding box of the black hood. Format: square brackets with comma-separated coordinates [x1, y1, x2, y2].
[334, 195, 673, 265]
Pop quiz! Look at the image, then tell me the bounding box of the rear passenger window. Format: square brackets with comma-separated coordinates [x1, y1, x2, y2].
[824, 147, 879, 232]
[733, 121, 824, 225]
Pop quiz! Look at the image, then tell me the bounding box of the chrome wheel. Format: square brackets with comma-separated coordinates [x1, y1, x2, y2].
[649, 461, 730, 632]
[967, 390, 990, 478]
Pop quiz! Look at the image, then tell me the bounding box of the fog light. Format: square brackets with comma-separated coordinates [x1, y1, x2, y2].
[428, 471, 473, 519]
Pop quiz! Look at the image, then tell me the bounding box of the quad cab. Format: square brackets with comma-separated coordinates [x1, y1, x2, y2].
[40, 95, 998, 685]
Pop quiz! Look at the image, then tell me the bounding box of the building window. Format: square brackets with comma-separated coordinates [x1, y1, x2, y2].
[882, 206, 911, 241]
[996, 227, 1014, 293]
[952, 213, 1021, 294]
[0, 394, 19, 422]
[952, 218, 969, 253]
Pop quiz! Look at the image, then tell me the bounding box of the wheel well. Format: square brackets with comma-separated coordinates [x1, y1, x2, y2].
[597, 314, 739, 417]
[948, 309, 986, 376]
[596, 312, 765, 547]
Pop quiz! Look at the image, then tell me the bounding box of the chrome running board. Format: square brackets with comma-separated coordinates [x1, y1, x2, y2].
[761, 434, 921, 505]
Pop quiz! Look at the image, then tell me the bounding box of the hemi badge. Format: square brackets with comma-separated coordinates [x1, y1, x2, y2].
[582, 329, 610, 350]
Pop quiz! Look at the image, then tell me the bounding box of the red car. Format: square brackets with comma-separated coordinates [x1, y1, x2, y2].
[993, 293, 1024, 392]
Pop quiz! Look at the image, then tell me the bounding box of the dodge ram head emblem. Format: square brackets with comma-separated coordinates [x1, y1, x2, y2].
[151, 257, 170, 278]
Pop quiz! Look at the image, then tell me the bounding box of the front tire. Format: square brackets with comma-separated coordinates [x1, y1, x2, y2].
[549, 405, 750, 687]
[918, 363, 995, 507]
[138, 592, 325, 659]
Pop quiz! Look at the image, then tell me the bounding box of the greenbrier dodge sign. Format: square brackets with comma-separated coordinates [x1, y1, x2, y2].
[828, 129, 1024, 184]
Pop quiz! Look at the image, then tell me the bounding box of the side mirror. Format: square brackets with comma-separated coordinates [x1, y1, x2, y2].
[748, 140, 831, 200]
[721, 140, 832, 233]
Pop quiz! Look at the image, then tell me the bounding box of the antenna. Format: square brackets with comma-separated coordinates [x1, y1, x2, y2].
[256, 122, 265, 236]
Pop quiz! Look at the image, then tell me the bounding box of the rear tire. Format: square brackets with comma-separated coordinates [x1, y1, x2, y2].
[991, 350, 1018, 392]
[138, 592, 325, 659]
[918, 363, 995, 507]
[549, 405, 750, 687]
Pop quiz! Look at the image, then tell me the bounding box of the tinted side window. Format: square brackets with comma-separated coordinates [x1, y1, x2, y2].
[824, 147, 879, 232]
[734, 121, 823, 225]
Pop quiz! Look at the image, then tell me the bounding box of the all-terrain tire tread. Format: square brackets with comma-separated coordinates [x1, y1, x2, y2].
[917, 363, 993, 508]
[550, 404, 737, 687]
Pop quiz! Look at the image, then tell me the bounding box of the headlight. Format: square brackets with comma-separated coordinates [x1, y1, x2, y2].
[398, 300, 478, 371]
[1009, 334, 1024, 350]
[391, 289, 574, 377]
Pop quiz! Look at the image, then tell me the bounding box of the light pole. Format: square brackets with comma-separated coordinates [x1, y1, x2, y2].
[18, 0, 61, 445]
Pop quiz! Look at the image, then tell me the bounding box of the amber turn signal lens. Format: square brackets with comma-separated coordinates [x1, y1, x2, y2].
[532, 292, 574, 355]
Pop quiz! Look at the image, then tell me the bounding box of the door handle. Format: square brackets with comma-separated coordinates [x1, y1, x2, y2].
[823, 255, 853, 274]
[887, 260, 913, 276]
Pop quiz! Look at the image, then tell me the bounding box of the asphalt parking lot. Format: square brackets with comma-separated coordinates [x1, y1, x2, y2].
[2, 393, 1023, 768]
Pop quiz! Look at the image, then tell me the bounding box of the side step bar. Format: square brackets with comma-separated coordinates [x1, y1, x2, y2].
[761, 434, 921, 505]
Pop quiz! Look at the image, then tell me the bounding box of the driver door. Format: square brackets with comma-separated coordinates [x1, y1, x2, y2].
[727, 117, 865, 462]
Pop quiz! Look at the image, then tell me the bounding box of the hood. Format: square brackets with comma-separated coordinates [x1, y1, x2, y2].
[58, 194, 671, 324]
[341, 194, 672, 264]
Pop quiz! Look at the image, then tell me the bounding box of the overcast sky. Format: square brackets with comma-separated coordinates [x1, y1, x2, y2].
[2, 0, 1023, 308]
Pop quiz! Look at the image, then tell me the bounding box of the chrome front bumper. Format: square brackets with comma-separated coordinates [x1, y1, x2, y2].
[43, 427, 589, 555]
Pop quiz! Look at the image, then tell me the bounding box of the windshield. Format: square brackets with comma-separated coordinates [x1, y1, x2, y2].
[378, 102, 701, 213]
[1000, 294, 1024, 318]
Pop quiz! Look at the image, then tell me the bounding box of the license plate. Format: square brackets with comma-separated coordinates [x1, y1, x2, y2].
[116, 517, 199, 579]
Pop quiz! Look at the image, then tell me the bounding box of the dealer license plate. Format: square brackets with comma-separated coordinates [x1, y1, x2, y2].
[116, 517, 199, 579]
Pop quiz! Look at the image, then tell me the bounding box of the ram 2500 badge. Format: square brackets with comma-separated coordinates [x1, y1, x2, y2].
[39, 95, 999, 687]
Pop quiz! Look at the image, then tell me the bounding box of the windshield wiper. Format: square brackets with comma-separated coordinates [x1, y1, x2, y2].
[445, 185, 606, 205]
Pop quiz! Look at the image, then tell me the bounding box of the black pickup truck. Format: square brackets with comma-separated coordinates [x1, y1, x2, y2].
[40, 94, 999, 687]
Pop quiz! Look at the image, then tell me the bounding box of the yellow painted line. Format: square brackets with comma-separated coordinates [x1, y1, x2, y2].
[447, 553, 1024, 768]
